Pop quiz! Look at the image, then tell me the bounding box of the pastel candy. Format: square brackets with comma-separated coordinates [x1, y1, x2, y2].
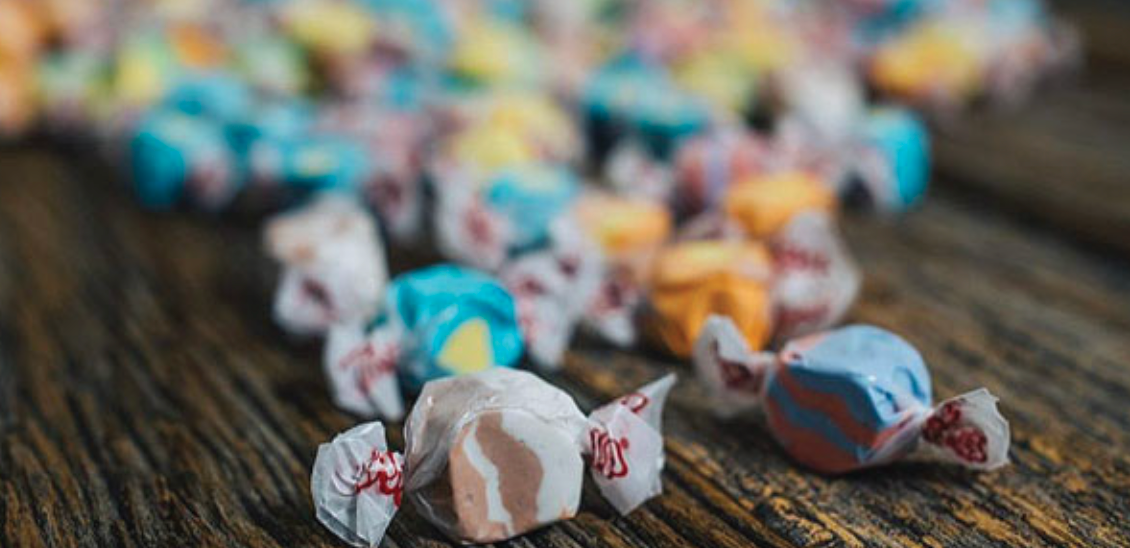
[404, 370, 587, 543]
[162, 73, 251, 122]
[571, 192, 672, 280]
[723, 171, 837, 238]
[385, 264, 523, 389]
[129, 109, 238, 210]
[483, 164, 579, 250]
[855, 107, 930, 213]
[648, 240, 773, 357]
[250, 135, 371, 192]
[764, 325, 933, 474]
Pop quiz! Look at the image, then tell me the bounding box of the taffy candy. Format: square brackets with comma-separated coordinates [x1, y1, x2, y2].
[264, 195, 388, 337]
[673, 129, 773, 217]
[323, 263, 525, 419]
[768, 211, 861, 342]
[647, 240, 774, 358]
[850, 107, 930, 213]
[128, 109, 240, 210]
[380, 264, 524, 389]
[312, 368, 675, 546]
[570, 192, 673, 346]
[722, 171, 837, 239]
[694, 316, 1010, 474]
[434, 164, 579, 271]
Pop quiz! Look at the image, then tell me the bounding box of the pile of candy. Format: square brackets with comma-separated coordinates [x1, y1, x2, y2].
[0, 0, 1072, 545]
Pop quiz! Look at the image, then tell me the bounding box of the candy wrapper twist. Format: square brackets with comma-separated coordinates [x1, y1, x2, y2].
[313, 368, 676, 546]
[693, 315, 1009, 474]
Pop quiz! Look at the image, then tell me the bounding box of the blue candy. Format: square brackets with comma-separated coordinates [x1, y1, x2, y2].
[162, 73, 252, 123]
[860, 107, 930, 212]
[129, 109, 237, 209]
[385, 264, 524, 389]
[483, 164, 579, 249]
[764, 325, 933, 473]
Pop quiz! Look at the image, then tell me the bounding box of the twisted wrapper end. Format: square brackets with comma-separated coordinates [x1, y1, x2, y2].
[585, 373, 676, 515]
[692, 315, 775, 418]
[917, 388, 1011, 471]
[312, 422, 405, 547]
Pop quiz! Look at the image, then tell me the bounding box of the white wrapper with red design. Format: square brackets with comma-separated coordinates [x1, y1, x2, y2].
[311, 368, 676, 546]
[324, 323, 406, 422]
[502, 219, 604, 369]
[692, 315, 1009, 474]
[264, 195, 388, 337]
[433, 176, 512, 273]
[769, 211, 861, 341]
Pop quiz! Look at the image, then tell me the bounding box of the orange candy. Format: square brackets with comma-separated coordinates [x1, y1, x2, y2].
[647, 240, 773, 358]
[0, 62, 34, 133]
[723, 171, 835, 238]
[0, 1, 47, 67]
[573, 192, 672, 281]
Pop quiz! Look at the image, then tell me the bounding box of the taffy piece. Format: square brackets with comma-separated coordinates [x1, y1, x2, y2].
[312, 368, 676, 546]
[693, 316, 1010, 474]
[264, 195, 388, 336]
[648, 240, 774, 358]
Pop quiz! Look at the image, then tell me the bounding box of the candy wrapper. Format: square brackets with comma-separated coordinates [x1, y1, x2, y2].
[693, 316, 1010, 474]
[768, 211, 861, 341]
[264, 196, 388, 337]
[501, 220, 604, 369]
[571, 192, 673, 347]
[324, 264, 525, 420]
[312, 368, 676, 546]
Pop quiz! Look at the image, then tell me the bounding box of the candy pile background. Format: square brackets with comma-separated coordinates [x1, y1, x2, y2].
[0, 0, 1077, 545]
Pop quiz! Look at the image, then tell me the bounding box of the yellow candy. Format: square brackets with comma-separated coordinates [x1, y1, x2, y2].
[871, 23, 982, 101]
[449, 21, 536, 85]
[451, 123, 534, 174]
[648, 240, 773, 357]
[674, 50, 756, 114]
[573, 193, 672, 259]
[486, 93, 577, 161]
[723, 171, 836, 238]
[115, 41, 173, 107]
[285, 0, 375, 56]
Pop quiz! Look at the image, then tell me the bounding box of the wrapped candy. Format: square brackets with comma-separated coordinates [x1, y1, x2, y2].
[128, 109, 240, 210]
[647, 240, 774, 358]
[377, 264, 524, 389]
[571, 192, 673, 346]
[323, 263, 525, 420]
[673, 129, 773, 217]
[693, 315, 1010, 474]
[264, 195, 388, 337]
[850, 107, 931, 213]
[434, 164, 580, 271]
[722, 170, 837, 239]
[312, 368, 676, 546]
[768, 211, 861, 341]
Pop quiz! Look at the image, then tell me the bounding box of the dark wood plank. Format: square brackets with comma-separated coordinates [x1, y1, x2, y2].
[1, 138, 1128, 548]
[935, 1, 1130, 257]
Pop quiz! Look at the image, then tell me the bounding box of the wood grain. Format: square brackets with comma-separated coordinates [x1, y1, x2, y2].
[1, 130, 1129, 548]
[3, 4, 1130, 545]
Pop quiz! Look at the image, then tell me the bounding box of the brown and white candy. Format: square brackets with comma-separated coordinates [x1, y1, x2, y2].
[312, 368, 676, 546]
[264, 195, 388, 336]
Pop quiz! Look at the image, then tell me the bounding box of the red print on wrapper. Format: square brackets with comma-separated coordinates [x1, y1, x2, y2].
[340, 341, 399, 397]
[923, 401, 989, 464]
[589, 428, 630, 479]
[619, 393, 650, 414]
[341, 448, 404, 506]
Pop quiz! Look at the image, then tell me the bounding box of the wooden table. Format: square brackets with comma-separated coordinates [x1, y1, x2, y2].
[2, 8, 1129, 548]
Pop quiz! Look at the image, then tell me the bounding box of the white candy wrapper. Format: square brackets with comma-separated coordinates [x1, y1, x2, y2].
[502, 220, 604, 369]
[324, 323, 406, 421]
[312, 422, 405, 548]
[434, 180, 512, 272]
[582, 268, 642, 348]
[769, 211, 861, 341]
[692, 315, 1010, 474]
[312, 369, 676, 546]
[265, 196, 388, 336]
[605, 140, 674, 203]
